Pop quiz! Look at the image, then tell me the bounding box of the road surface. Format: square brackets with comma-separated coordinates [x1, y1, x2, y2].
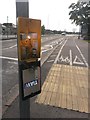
[0, 34, 89, 118]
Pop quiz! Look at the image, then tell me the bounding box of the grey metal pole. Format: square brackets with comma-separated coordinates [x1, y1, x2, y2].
[16, 0, 29, 18]
[7, 16, 8, 39]
[16, 0, 30, 118]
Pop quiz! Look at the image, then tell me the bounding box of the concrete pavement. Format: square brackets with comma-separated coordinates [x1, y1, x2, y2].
[2, 62, 89, 118]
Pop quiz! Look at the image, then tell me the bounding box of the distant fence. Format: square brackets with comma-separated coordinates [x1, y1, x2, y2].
[0, 35, 17, 40]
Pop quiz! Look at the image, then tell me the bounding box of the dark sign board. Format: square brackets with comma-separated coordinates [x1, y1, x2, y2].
[19, 59, 41, 100]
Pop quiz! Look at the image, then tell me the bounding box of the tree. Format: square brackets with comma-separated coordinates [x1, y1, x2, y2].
[69, 1, 88, 26]
[41, 25, 45, 35]
[68, 1, 90, 39]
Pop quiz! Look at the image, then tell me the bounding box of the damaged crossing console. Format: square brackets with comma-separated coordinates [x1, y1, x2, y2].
[17, 17, 41, 100]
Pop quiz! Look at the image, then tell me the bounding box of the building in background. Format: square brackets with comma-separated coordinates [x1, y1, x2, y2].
[1, 23, 17, 35]
[79, 0, 89, 2]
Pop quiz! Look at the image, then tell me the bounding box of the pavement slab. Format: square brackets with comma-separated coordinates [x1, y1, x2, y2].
[35, 64, 89, 113]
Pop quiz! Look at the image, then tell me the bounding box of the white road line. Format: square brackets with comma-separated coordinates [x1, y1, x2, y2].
[1, 39, 17, 42]
[74, 41, 88, 67]
[9, 44, 17, 49]
[70, 49, 72, 66]
[2, 44, 17, 50]
[73, 56, 84, 65]
[1, 38, 64, 65]
[0, 56, 18, 61]
[41, 39, 64, 66]
[54, 40, 67, 64]
[47, 60, 54, 63]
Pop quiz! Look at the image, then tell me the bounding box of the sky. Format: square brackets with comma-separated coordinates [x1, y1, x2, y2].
[0, 0, 80, 32]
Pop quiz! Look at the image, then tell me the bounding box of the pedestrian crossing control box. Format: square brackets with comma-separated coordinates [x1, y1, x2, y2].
[17, 17, 41, 100]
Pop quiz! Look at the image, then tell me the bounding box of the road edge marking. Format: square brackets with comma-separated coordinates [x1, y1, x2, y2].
[70, 49, 72, 66]
[74, 41, 88, 67]
[2, 44, 17, 50]
[0, 56, 18, 61]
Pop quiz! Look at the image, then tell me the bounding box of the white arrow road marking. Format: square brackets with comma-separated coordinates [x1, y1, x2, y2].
[73, 56, 84, 65]
[47, 60, 54, 63]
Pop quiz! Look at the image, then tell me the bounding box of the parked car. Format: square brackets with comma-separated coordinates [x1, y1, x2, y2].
[61, 32, 66, 35]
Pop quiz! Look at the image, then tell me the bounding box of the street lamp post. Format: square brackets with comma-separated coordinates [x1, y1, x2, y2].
[7, 16, 8, 39]
[78, 23, 81, 39]
[16, 0, 30, 118]
[88, 3, 90, 40]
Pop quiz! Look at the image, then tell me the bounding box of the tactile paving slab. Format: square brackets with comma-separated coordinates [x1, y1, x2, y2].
[35, 64, 89, 113]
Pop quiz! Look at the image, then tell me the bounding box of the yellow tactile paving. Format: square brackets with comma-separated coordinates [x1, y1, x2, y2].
[35, 64, 89, 113]
[44, 92, 52, 105]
